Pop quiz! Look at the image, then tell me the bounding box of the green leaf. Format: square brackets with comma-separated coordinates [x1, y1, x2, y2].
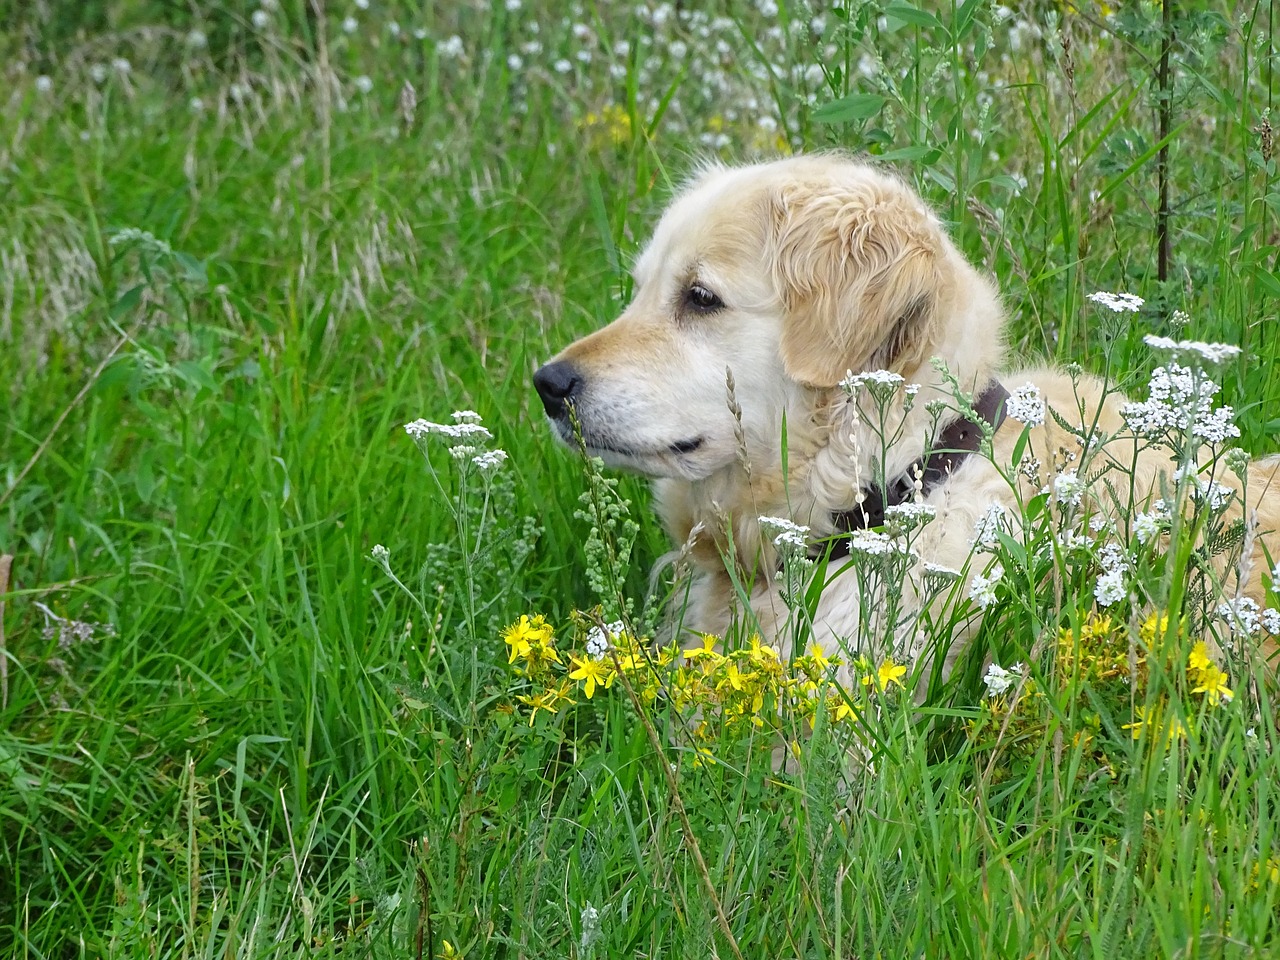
[885, 4, 944, 31]
[812, 93, 886, 125]
[110, 283, 145, 321]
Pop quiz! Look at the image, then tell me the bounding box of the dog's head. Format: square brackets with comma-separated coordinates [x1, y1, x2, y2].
[534, 154, 972, 480]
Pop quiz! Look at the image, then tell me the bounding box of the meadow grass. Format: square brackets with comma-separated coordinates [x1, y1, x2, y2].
[3, 1, 1280, 956]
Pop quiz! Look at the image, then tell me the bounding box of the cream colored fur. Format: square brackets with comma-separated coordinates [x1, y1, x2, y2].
[542, 154, 1280, 671]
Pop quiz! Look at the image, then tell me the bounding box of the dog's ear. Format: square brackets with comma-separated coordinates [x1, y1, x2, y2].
[767, 174, 951, 388]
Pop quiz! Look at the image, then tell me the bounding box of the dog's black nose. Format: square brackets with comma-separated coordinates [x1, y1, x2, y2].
[533, 360, 583, 419]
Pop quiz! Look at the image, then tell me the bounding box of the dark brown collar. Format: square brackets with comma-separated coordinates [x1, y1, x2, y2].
[826, 380, 1011, 557]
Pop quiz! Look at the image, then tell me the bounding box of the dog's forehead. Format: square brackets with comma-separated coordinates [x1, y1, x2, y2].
[633, 166, 770, 285]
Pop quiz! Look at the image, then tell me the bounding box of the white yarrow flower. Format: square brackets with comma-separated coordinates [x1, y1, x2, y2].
[472, 449, 508, 471]
[353, 75, 373, 93]
[1053, 469, 1086, 507]
[1087, 290, 1144, 313]
[1142, 335, 1241, 365]
[1261, 608, 1280, 635]
[1217, 597, 1261, 637]
[35, 75, 53, 93]
[251, 8, 271, 29]
[1005, 382, 1045, 427]
[371, 544, 390, 562]
[970, 502, 1006, 549]
[969, 564, 1004, 609]
[983, 662, 1023, 698]
[1094, 569, 1126, 607]
[1132, 512, 1162, 545]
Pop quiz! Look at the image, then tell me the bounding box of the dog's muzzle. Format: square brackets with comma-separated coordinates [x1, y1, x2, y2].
[533, 360, 583, 420]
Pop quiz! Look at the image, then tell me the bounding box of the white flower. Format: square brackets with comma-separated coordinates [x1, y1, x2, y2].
[668, 40, 688, 59]
[839, 368, 906, 400]
[1056, 529, 1091, 553]
[1121, 361, 1239, 443]
[1262, 608, 1280, 635]
[90, 63, 109, 83]
[1190, 479, 1234, 512]
[884, 502, 936, 532]
[845, 529, 912, 561]
[506, 0, 522, 9]
[759, 515, 810, 553]
[112, 57, 132, 74]
[371, 544, 390, 563]
[35, 75, 53, 93]
[404, 414, 493, 443]
[1098, 541, 1131, 574]
[387, 21, 400, 36]
[448, 445, 479, 460]
[922, 562, 961, 582]
[1142, 335, 1241, 365]
[1218, 597, 1261, 637]
[553, 58, 572, 73]
[353, 75, 373, 93]
[585, 621, 625, 658]
[970, 502, 1006, 549]
[342, 15, 359, 33]
[354, 0, 369, 8]
[969, 564, 1004, 609]
[1053, 469, 1085, 507]
[1133, 512, 1162, 545]
[1087, 290, 1144, 313]
[1005, 382, 1045, 427]
[471, 449, 508, 471]
[1094, 569, 1126, 607]
[507, 54, 523, 70]
[187, 29, 208, 48]
[251, 9, 271, 29]
[983, 662, 1023, 698]
[189, 96, 205, 112]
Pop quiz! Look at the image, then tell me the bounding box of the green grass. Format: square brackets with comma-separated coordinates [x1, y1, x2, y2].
[3, 1, 1280, 957]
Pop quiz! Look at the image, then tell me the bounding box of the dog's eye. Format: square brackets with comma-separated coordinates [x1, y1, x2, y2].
[685, 283, 725, 313]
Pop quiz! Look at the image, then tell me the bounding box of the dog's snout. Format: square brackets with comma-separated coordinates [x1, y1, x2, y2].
[533, 360, 583, 418]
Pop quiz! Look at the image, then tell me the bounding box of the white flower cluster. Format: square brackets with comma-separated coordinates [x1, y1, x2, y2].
[759, 515, 810, 553]
[884, 501, 937, 533]
[1120, 361, 1240, 444]
[370, 544, 390, 563]
[1005, 382, 1045, 427]
[968, 563, 1004, 609]
[1093, 541, 1132, 608]
[840, 368, 908, 400]
[1087, 290, 1144, 313]
[1053, 469, 1086, 507]
[1132, 511, 1164, 545]
[983, 661, 1024, 698]
[1217, 596, 1261, 638]
[970, 502, 1007, 549]
[922, 561, 961, 582]
[404, 411, 508, 472]
[585, 620, 626, 659]
[1189, 477, 1235, 512]
[1142, 335, 1241, 366]
[845, 529, 911, 560]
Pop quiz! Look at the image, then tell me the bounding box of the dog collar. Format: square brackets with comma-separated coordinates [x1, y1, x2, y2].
[825, 380, 1011, 557]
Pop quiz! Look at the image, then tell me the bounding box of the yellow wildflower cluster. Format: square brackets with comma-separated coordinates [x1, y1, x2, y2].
[976, 609, 1237, 767]
[578, 103, 632, 149]
[498, 615, 907, 742]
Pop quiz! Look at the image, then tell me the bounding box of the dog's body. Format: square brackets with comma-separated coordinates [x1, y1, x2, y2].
[535, 154, 1280, 670]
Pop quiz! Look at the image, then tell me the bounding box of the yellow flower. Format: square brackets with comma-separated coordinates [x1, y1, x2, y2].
[746, 635, 779, 663]
[568, 654, 613, 699]
[683, 634, 722, 667]
[1192, 664, 1233, 706]
[1188, 640, 1212, 674]
[716, 661, 748, 694]
[439, 940, 461, 959]
[501, 615, 538, 663]
[1124, 705, 1188, 744]
[516, 681, 576, 725]
[806, 642, 835, 672]
[1140, 611, 1171, 647]
[829, 694, 857, 724]
[878, 658, 907, 689]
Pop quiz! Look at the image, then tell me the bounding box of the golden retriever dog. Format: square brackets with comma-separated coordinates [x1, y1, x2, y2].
[534, 153, 1280, 676]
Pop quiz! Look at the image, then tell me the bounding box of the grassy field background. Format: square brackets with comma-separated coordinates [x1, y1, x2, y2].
[3, 1, 1280, 956]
